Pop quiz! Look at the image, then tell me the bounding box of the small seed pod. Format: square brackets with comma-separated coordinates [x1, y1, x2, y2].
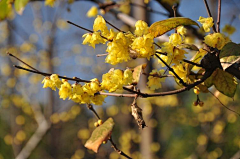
[198, 101, 204, 107]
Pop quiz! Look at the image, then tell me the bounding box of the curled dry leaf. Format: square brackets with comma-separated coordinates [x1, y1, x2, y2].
[84, 118, 115, 153]
[131, 103, 146, 129]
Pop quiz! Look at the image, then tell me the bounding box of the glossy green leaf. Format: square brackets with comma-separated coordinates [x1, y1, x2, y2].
[220, 42, 240, 70]
[149, 17, 199, 38]
[85, 118, 114, 153]
[213, 69, 238, 98]
[14, 0, 29, 15]
[132, 63, 147, 85]
[0, 0, 12, 21]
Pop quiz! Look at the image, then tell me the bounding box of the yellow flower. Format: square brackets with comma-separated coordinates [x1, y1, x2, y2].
[222, 24, 236, 35]
[198, 16, 214, 32]
[101, 69, 124, 92]
[69, 83, 84, 103]
[45, 0, 56, 7]
[42, 76, 56, 91]
[90, 95, 106, 105]
[82, 32, 105, 49]
[177, 26, 187, 39]
[131, 33, 155, 59]
[50, 74, 62, 89]
[59, 81, 72, 100]
[86, 6, 98, 18]
[93, 15, 109, 36]
[147, 69, 166, 90]
[204, 33, 228, 50]
[134, 20, 149, 36]
[169, 33, 182, 46]
[105, 32, 131, 65]
[170, 64, 188, 83]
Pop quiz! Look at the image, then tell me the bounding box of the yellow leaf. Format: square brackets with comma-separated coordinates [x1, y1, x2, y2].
[149, 17, 199, 38]
[213, 69, 238, 98]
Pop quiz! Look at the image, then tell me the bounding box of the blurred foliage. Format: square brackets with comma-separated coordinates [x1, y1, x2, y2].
[0, 0, 240, 159]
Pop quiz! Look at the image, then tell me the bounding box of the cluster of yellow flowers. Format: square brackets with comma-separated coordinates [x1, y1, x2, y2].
[42, 74, 106, 105]
[101, 68, 133, 92]
[42, 69, 133, 105]
[82, 16, 155, 65]
[157, 26, 187, 67]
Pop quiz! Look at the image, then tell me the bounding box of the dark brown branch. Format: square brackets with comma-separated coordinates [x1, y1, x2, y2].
[183, 59, 203, 67]
[109, 137, 132, 159]
[14, 65, 91, 83]
[203, 0, 217, 33]
[155, 54, 187, 87]
[217, 0, 221, 32]
[123, 69, 214, 98]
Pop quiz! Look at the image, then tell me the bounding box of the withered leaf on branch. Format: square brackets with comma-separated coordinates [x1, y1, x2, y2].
[132, 63, 147, 85]
[131, 103, 146, 129]
[85, 118, 115, 153]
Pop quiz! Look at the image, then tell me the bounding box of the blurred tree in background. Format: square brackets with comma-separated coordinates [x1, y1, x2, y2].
[0, 0, 240, 159]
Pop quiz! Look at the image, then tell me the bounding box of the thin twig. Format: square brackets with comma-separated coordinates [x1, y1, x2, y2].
[86, 104, 100, 119]
[14, 65, 91, 83]
[203, 0, 217, 33]
[209, 91, 240, 116]
[67, 20, 110, 41]
[216, 0, 221, 32]
[67, 21, 93, 33]
[142, 72, 173, 78]
[109, 137, 132, 159]
[96, 53, 108, 57]
[98, 92, 136, 98]
[105, 19, 123, 32]
[155, 54, 187, 87]
[183, 59, 203, 67]
[8, 52, 39, 72]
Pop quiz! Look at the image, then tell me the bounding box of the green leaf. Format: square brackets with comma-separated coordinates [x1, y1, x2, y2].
[213, 69, 238, 98]
[0, 0, 12, 21]
[149, 17, 199, 38]
[204, 70, 217, 88]
[85, 118, 114, 153]
[220, 42, 240, 70]
[132, 63, 147, 85]
[14, 0, 29, 15]
[178, 44, 199, 51]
